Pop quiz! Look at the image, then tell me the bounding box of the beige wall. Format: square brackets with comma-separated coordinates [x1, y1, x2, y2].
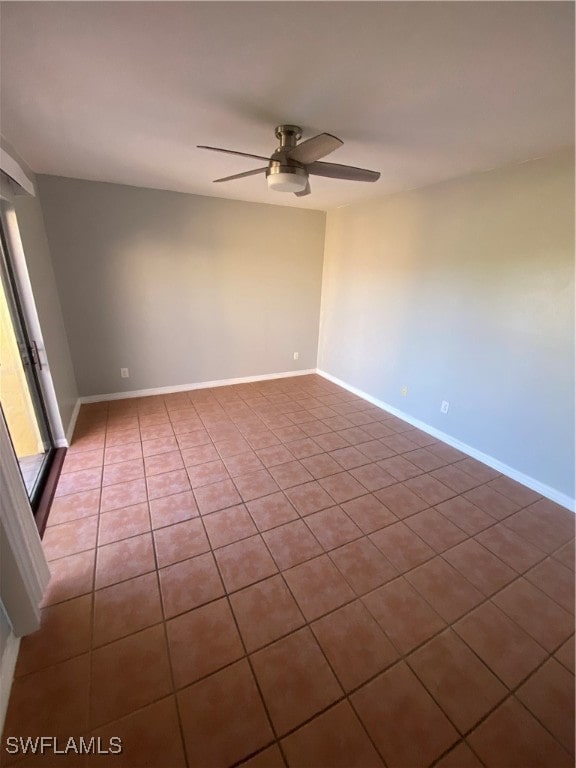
[318, 150, 575, 499]
[37, 176, 326, 396]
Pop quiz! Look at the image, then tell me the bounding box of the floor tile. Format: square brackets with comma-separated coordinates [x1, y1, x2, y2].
[555, 634, 575, 673]
[246, 491, 299, 531]
[95, 532, 156, 589]
[97, 502, 150, 545]
[104, 443, 142, 466]
[405, 508, 468, 552]
[467, 696, 573, 768]
[166, 598, 244, 688]
[330, 537, 397, 595]
[186, 458, 230, 488]
[175, 430, 210, 449]
[404, 474, 455, 505]
[140, 422, 174, 441]
[40, 549, 95, 607]
[61, 448, 103, 474]
[93, 572, 162, 646]
[405, 557, 484, 623]
[87, 696, 186, 768]
[430, 464, 481, 493]
[54, 467, 102, 497]
[281, 700, 384, 767]
[99, 478, 147, 513]
[3, 654, 90, 740]
[90, 625, 172, 727]
[435, 742, 484, 767]
[142, 436, 179, 457]
[312, 601, 398, 692]
[442, 538, 516, 595]
[351, 662, 459, 768]
[42, 516, 99, 561]
[329, 446, 370, 469]
[374, 482, 429, 518]
[146, 468, 190, 500]
[180, 442, 220, 466]
[153, 517, 210, 567]
[263, 519, 323, 569]
[300, 452, 342, 479]
[177, 659, 274, 767]
[305, 506, 362, 550]
[47, 489, 101, 526]
[349, 462, 396, 493]
[492, 577, 574, 651]
[268, 460, 314, 489]
[369, 521, 435, 572]
[222, 450, 264, 477]
[194, 478, 242, 514]
[408, 628, 507, 733]
[363, 577, 445, 654]
[250, 627, 342, 736]
[102, 458, 144, 487]
[503, 506, 574, 553]
[16, 595, 92, 676]
[230, 574, 305, 652]
[404, 447, 448, 472]
[203, 504, 257, 549]
[516, 658, 575, 754]
[148, 490, 198, 529]
[159, 552, 224, 618]
[453, 601, 547, 687]
[454, 458, 500, 483]
[285, 480, 335, 515]
[475, 522, 545, 572]
[22, 378, 575, 768]
[255, 444, 294, 467]
[341, 493, 397, 533]
[283, 554, 355, 621]
[214, 534, 278, 592]
[319, 471, 367, 503]
[434, 496, 494, 535]
[377, 455, 422, 481]
[485, 475, 542, 507]
[464, 485, 519, 520]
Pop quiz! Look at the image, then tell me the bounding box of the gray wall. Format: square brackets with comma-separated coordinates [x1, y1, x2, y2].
[318, 150, 575, 499]
[37, 176, 326, 396]
[13, 193, 79, 435]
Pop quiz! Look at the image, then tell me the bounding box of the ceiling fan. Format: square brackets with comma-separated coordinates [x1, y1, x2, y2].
[198, 125, 380, 197]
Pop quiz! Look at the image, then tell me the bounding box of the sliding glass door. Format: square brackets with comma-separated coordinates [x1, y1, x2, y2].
[0, 217, 55, 507]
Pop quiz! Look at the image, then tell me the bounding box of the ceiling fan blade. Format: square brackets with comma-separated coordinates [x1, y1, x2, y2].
[198, 145, 270, 162]
[287, 133, 343, 164]
[294, 180, 311, 197]
[308, 161, 380, 182]
[213, 168, 267, 183]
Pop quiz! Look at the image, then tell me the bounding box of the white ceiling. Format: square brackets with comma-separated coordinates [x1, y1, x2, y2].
[0, 2, 573, 211]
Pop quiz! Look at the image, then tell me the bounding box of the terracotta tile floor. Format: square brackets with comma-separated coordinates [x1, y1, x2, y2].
[2, 374, 575, 767]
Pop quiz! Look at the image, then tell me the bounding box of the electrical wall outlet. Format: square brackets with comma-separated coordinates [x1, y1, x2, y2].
[401, 386, 408, 397]
[440, 400, 449, 414]
[293, 352, 299, 361]
[120, 368, 129, 378]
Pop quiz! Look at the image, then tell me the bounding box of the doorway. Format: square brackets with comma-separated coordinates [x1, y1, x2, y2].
[0, 216, 55, 508]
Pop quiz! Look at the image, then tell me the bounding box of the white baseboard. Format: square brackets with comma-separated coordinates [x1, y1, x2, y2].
[79, 369, 318, 405]
[0, 631, 20, 734]
[317, 369, 575, 513]
[56, 397, 81, 448]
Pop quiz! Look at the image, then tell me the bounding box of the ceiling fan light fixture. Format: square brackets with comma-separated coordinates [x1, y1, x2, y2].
[266, 165, 308, 193]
